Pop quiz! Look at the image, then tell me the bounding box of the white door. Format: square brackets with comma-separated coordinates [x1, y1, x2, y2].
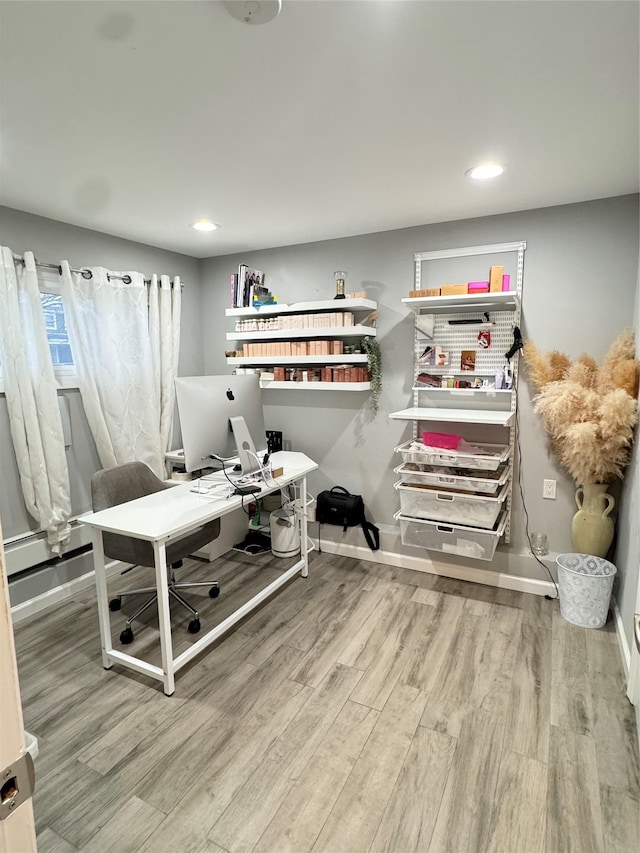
[0, 512, 37, 853]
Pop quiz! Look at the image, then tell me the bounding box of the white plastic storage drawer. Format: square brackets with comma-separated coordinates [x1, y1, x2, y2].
[394, 481, 509, 529]
[394, 463, 509, 495]
[394, 440, 510, 472]
[394, 510, 507, 561]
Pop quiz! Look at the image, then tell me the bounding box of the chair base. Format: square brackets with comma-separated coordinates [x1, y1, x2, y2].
[110, 573, 220, 643]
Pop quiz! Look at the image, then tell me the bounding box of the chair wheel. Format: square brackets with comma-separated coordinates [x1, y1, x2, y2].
[120, 627, 134, 644]
[109, 597, 122, 611]
[188, 619, 201, 634]
[209, 585, 220, 599]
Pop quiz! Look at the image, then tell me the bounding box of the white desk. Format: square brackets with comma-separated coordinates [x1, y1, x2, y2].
[80, 451, 317, 695]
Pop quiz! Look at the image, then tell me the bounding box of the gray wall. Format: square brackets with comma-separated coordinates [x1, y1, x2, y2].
[0, 205, 204, 604]
[200, 195, 639, 591]
[2, 197, 639, 645]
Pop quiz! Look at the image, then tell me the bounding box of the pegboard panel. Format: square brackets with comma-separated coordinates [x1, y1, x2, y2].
[413, 309, 519, 383]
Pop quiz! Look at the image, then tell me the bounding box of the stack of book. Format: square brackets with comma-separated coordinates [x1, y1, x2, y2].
[230, 265, 275, 307]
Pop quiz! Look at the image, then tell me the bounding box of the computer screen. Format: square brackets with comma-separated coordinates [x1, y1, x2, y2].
[175, 374, 268, 474]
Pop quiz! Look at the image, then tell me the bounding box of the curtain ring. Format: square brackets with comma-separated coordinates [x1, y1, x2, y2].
[122, 274, 132, 285]
[81, 269, 93, 280]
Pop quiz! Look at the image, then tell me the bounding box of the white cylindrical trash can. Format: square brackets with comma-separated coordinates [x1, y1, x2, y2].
[556, 552, 617, 629]
[270, 507, 300, 558]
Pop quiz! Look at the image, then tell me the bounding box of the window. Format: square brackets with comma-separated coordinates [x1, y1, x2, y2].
[0, 269, 77, 391]
[40, 292, 74, 366]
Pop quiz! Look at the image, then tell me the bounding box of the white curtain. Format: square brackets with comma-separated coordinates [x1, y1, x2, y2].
[59, 264, 165, 477]
[0, 249, 72, 553]
[148, 274, 181, 473]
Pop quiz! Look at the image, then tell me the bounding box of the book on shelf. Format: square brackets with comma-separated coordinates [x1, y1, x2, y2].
[237, 263, 266, 307]
[416, 373, 442, 388]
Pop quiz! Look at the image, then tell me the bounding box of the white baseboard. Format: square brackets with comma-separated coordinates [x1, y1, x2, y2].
[612, 598, 631, 679]
[10, 560, 126, 624]
[10, 535, 557, 625]
[314, 538, 557, 597]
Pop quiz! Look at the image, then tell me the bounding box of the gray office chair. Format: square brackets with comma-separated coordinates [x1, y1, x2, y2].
[91, 461, 221, 644]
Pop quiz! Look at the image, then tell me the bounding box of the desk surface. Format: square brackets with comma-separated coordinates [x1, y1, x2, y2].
[80, 451, 317, 542]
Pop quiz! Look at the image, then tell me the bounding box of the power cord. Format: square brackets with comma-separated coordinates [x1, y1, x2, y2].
[515, 407, 559, 599]
[205, 454, 254, 515]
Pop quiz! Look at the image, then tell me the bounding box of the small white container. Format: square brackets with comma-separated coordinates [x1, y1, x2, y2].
[394, 440, 510, 472]
[394, 481, 509, 529]
[394, 463, 509, 495]
[395, 510, 507, 561]
[270, 508, 300, 558]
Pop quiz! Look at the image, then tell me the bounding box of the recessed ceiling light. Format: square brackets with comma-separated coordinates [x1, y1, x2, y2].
[191, 221, 220, 232]
[223, 0, 282, 25]
[466, 164, 507, 180]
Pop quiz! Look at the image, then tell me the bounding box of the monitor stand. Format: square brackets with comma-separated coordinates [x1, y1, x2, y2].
[229, 415, 261, 476]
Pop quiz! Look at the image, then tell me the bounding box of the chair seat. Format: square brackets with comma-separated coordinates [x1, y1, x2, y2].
[102, 518, 220, 568]
[91, 461, 222, 640]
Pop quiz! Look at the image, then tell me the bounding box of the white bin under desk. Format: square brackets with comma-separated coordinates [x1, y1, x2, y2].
[394, 463, 510, 495]
[394, 510, 508, 561]
[394, 480, 510, 529]
[394, 440, 510, 472]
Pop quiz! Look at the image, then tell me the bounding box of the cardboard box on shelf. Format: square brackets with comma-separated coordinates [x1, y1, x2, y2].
[409, 288, 441, 298]
[468, 281, 490, 293]
[440, 283, 468, 296]
[489, 265, 504, 292]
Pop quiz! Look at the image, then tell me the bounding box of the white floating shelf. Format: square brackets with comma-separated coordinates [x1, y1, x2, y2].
[402, 291, 519, 314]
[226, 298, 377, 317]
[261, 381, 370, 391]
[227, 325, 375, 341]
[227, 355, 368, 365]
[389, 407, 514, 426]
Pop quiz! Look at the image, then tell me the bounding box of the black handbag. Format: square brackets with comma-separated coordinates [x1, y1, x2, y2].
[316, 486, 380, 551]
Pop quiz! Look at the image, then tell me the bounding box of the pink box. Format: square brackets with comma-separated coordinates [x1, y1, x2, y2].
[468, 281, 489, 292]
[422, 431, 462, 450]
[502, 274, 511, 292]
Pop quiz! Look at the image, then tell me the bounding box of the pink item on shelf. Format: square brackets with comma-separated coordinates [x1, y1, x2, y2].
[502, 274, 511, 291]
[422, 431, 462, 450]
[468, 281, 489, 292]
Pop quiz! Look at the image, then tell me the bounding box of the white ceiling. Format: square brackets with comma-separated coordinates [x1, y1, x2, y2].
[0, 1, 638, 259]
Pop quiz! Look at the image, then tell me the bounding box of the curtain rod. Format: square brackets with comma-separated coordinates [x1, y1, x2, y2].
[11, 253, 184, 288]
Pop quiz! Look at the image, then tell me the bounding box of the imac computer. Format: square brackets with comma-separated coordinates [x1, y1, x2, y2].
[175, 374, 268, 476]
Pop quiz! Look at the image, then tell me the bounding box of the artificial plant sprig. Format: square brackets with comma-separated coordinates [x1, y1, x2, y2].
[362, 335, 382, 416]
[523, 330, 639, 486]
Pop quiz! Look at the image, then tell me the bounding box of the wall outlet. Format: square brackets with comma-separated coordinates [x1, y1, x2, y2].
[543, 479, 557, 500]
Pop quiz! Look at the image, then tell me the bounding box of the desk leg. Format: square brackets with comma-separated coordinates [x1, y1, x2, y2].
[300, 475, 309, 578]
[153, 540, 175, 696]
[92, 530, 113, 670]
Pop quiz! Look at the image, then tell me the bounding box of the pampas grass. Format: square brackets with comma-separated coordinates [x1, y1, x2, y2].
[523, 330, 639, 485]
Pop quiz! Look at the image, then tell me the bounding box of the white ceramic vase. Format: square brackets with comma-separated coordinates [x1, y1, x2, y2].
[571, 483, 615, 558]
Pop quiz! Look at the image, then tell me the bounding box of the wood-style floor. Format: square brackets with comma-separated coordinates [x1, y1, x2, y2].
[14, 550, 640, 853]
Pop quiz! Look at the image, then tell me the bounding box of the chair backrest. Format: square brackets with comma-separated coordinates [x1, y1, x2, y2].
[91, 462, 168, 565]
[91, 461, 168, 511]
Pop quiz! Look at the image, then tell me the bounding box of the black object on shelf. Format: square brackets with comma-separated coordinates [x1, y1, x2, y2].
[233, 530, 272, 556]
